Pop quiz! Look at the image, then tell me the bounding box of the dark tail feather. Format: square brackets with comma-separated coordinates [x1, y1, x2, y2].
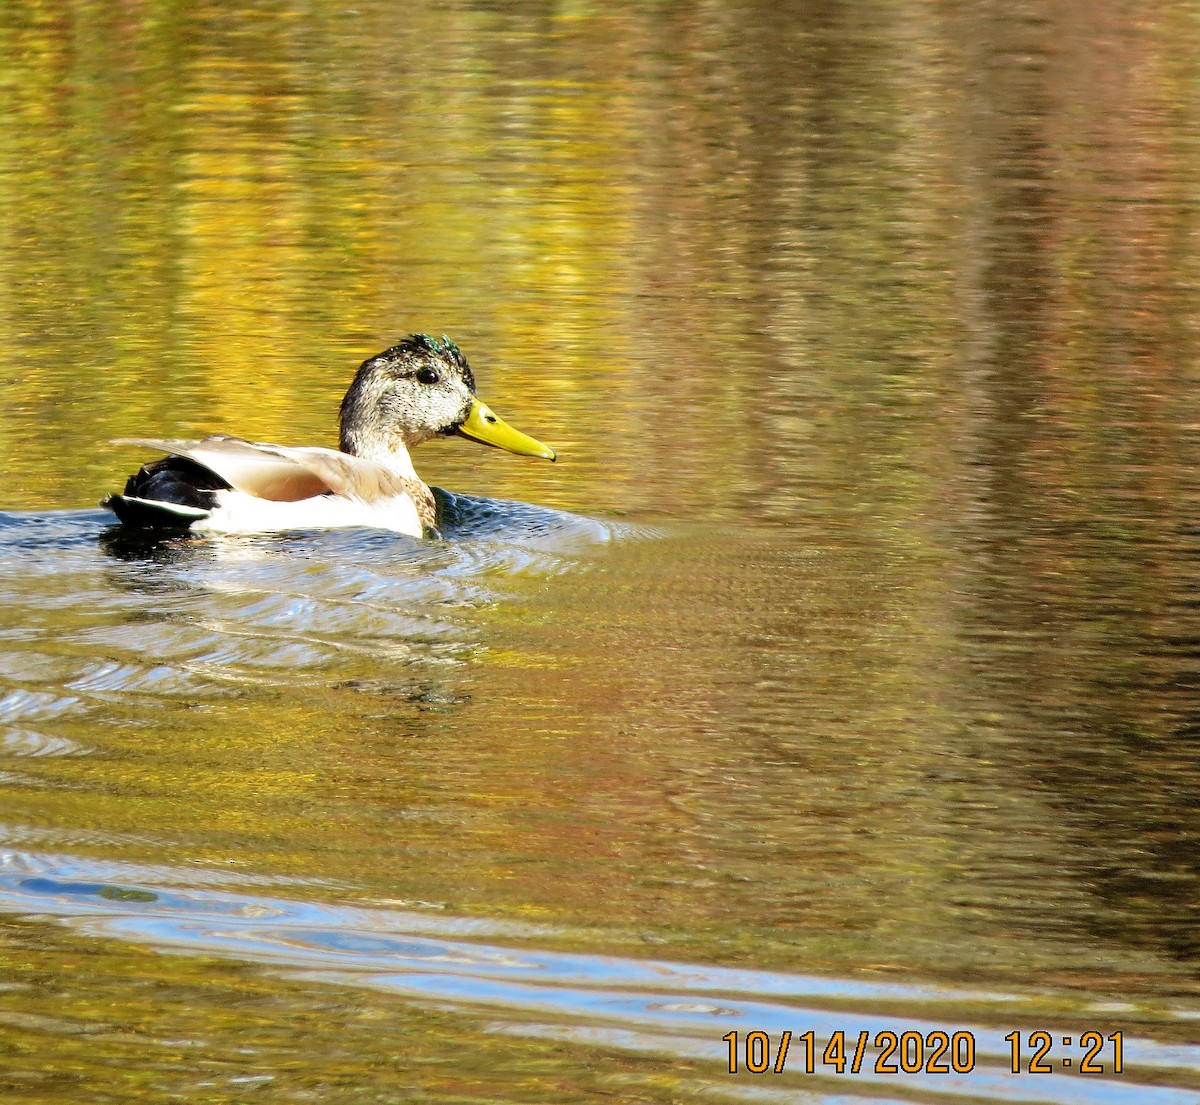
[123, 455, 231, 503]
[102, 494, 209, 529]
[104, 455, 231, 529]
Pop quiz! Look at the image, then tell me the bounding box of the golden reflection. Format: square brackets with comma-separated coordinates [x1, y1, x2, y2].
[0, 0, 1198, 1010]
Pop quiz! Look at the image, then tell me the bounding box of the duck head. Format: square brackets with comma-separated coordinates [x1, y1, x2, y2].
[339, 335, 556, 463]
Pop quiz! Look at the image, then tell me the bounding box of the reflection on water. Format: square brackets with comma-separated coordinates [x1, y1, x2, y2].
[1, 0, 1200, 1103]
[0, 495, 617, 719]
[0, 500, 1196, 1101]
[2, 851, 1197, 1105]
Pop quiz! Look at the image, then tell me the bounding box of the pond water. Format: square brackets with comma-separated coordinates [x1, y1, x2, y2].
[0, 2, 1198, 1103]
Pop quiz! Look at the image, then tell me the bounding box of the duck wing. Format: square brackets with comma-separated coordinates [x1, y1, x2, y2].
[116, 436, 415, 504]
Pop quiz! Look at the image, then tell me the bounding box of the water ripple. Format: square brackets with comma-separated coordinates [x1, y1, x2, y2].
[0, 501, 624, 717]
[0, 851, 1194, 1105]
[1, 728, 90, 758]
[0, 689, 83, 724]
[64, 659, 207, 696]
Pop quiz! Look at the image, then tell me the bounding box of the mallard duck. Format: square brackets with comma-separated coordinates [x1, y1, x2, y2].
[102, 334, 556, 537]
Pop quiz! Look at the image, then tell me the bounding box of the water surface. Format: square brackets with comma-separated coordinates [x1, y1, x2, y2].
[0, 2, 1198, 1103]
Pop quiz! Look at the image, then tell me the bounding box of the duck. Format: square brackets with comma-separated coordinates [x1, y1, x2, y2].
[102, 334, 556, 537]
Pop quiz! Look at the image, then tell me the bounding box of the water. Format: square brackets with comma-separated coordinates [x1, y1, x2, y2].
[1, 2, 1198, 1103]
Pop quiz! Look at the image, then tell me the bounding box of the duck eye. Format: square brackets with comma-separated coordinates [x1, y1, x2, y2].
[415, 367, 440, 386]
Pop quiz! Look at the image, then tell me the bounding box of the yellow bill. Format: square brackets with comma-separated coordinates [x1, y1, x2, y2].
[457, 397, 556, 461]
